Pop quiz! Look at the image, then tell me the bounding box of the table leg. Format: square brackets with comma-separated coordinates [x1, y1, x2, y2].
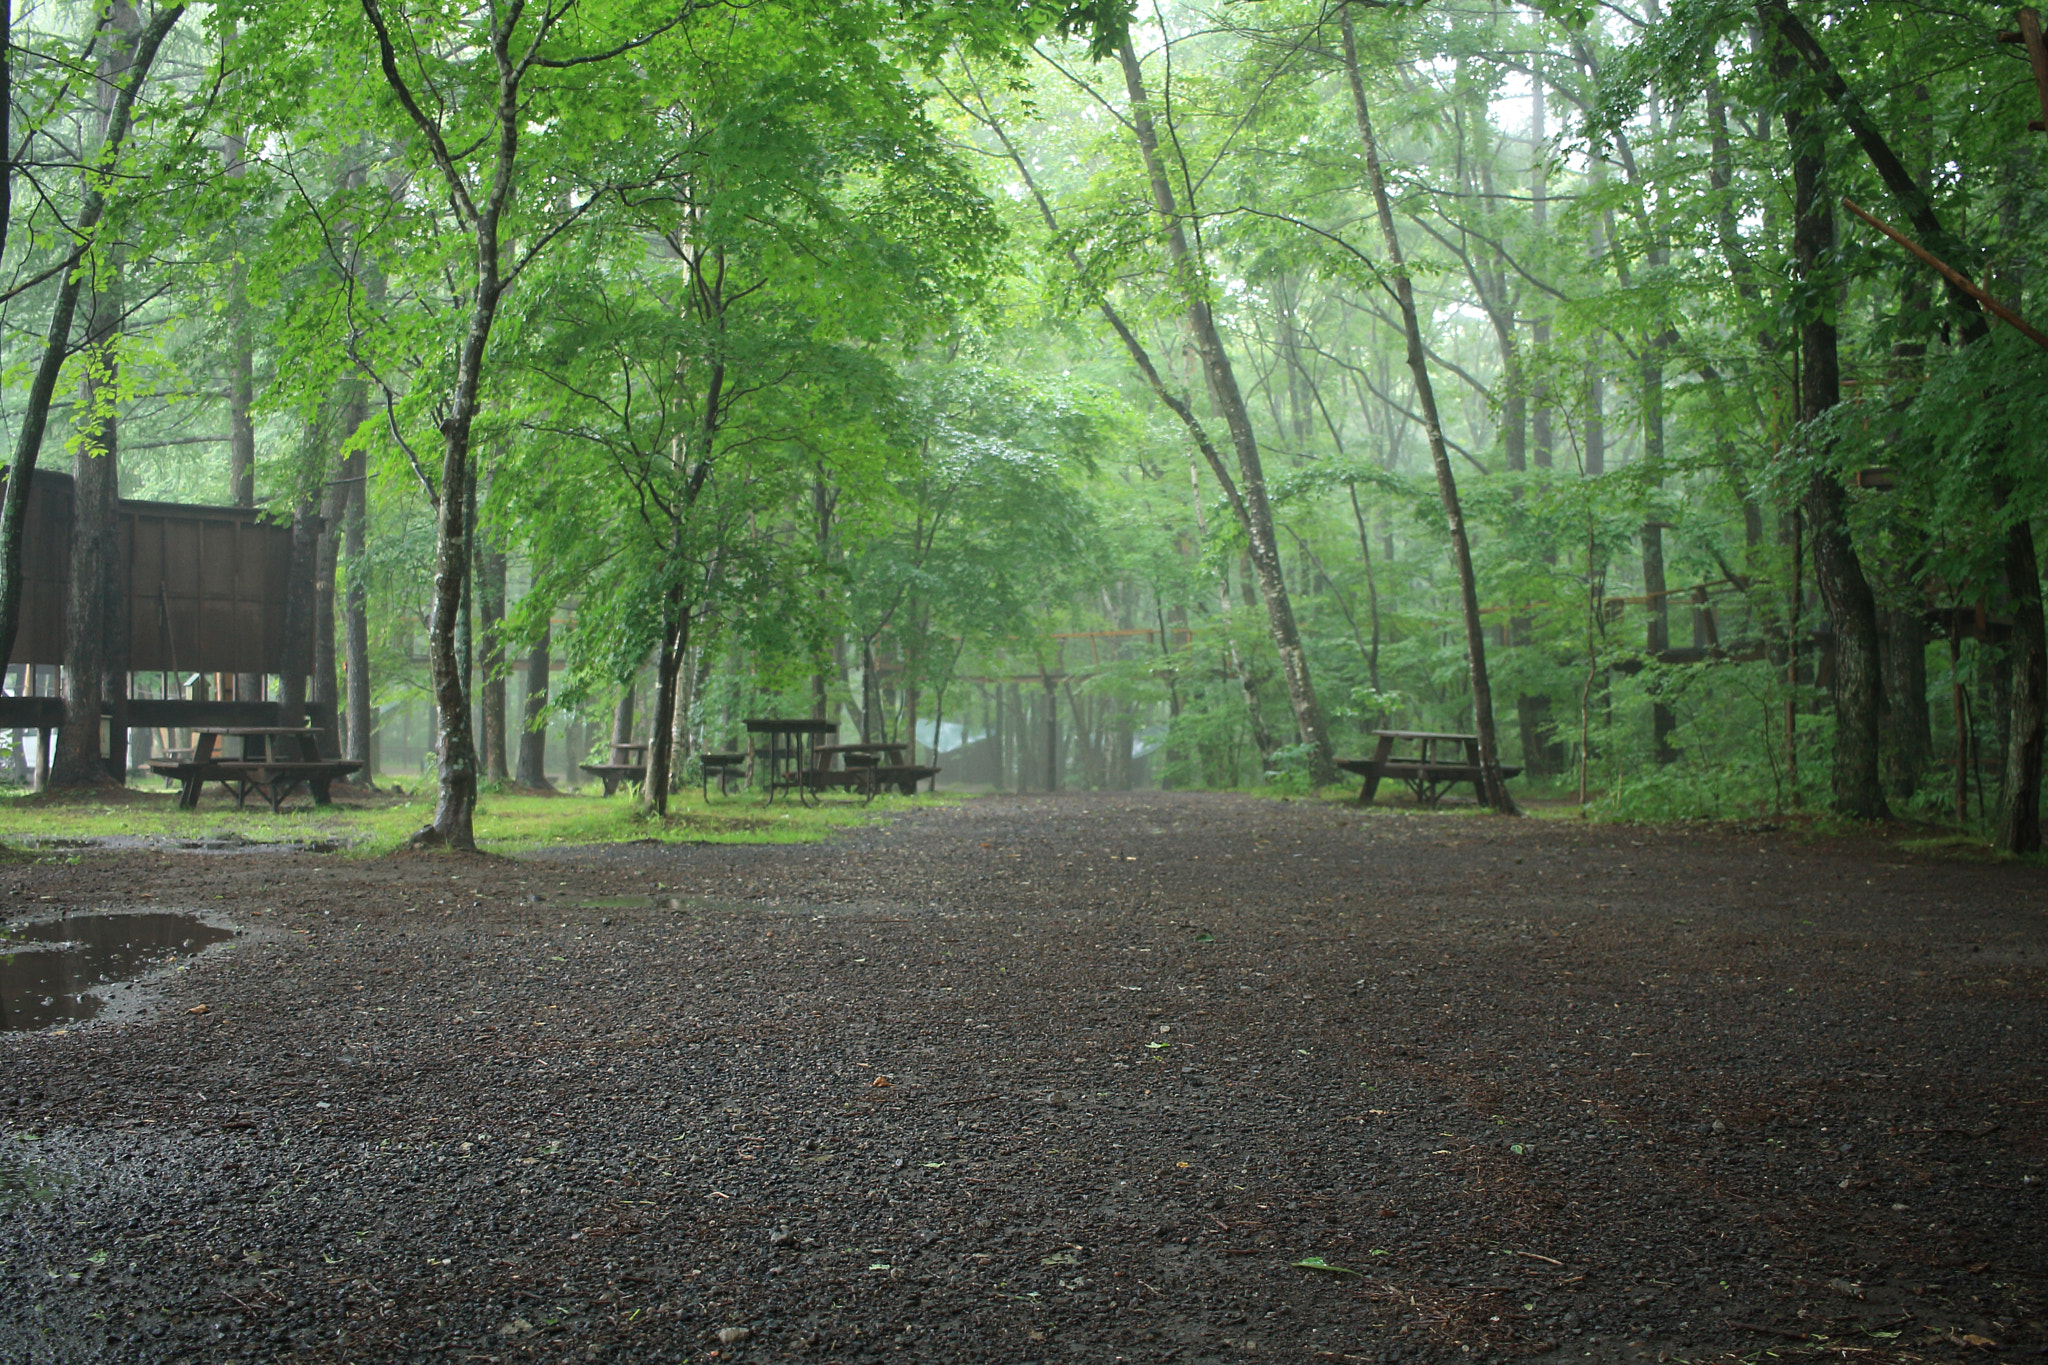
[1360, 734, 1395, 804]
[179, 775, 202, 810]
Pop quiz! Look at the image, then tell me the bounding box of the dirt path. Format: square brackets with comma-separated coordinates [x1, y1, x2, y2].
[0, 792, 2041, 1364]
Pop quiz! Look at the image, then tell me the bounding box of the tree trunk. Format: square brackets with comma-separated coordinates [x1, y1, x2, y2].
[1339, 5, 1516, 812]
[1114, 39, 1336, 786]
[1642, 521, 1677, 763]
[275, 498, 319, 728]
[478, 545, 508, 782]
[516, 619, 552, 789]
[227, 212, 259, 702]
[1773, 30, 1887, 820]
[1764, 0, 2037, 833]
[51, 81, 133, 790]
[1881, 605, 1931, 801]
[612, 681, 635, 753]
[0, 7, 180, 678]
[1996, 520, 2045, 851]
[1530, 67, 1553, 470]
[51, 324, 117, 786]
[312, 468, 343, 716]
[642, 591, 687, 816]
[341, 445, 373, 777]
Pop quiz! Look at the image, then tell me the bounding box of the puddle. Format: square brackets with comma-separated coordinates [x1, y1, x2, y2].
[0, 913, 236, 1031]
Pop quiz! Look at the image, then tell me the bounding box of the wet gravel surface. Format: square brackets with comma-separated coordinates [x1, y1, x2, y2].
[0, 791, 2042, 1364]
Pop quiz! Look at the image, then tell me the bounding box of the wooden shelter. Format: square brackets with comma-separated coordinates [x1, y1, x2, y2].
[0, 470, 323, 782]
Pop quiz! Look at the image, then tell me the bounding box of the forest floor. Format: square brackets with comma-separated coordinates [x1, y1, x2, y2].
[0, 790, 2041, 1365]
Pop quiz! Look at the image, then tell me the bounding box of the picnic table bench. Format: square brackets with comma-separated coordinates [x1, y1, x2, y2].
[581, 742, 648, 796]
[149, 726, 362, 813]
[1338, 729, 1520, 808]
[807, 743, 938, 802]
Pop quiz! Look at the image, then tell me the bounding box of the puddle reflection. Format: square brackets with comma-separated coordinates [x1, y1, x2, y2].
[0, 913, 235, 1031]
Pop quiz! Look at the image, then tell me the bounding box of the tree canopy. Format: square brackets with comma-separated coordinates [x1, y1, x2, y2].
[1, 0, 2041, 849]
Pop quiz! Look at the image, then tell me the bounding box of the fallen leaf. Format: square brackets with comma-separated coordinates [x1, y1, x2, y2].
[870, 1076, 891, 1088]
[187, 1005, 209, 1015]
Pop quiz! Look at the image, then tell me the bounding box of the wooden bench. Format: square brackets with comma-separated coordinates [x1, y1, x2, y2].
[1340, 730, 1520, 808]
[580, 763, 640, 796]
[581, 740, 651, 796]
[871, 764, 939, 795]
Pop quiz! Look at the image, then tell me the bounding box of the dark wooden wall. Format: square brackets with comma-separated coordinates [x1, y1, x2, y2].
[2, 470, 306, 676]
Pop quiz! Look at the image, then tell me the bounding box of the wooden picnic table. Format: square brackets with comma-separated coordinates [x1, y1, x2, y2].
[744, 718, 839, 805]
[581, 741, 651, 796]
[149, 725, 362, 813]
[1337, 729, 1520, 808]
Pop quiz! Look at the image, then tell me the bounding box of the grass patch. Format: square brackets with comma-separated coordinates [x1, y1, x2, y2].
[0, 783, 938, 856]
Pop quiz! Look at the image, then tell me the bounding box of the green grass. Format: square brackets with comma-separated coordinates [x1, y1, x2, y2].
[0, 783, 938, 857]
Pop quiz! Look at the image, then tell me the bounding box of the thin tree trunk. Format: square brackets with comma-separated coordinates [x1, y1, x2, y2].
[516, 619, 552, 789]
[51, 3, 147, 787]
[611, 682, 635, 753]
[276, 499, 319, 727]
[342, 444, 373, 777]
[1771, 19, 1887, 820]
[360, 3, 537, 849]
[51, 263, 122, 787]
[1642, 521, 1677, 762]
[0, 4, 180, 712]
[226, 121, 259, 705]
[642, 590, 687, 816]
[312, 467, 344, 717]
[478, 545, 507, 782]
[1339, 5, 1516, 813]
[1112, 40, 1335, 785]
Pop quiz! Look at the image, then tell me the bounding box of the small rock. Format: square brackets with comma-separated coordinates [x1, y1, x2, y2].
[716, 1326, 752, 1345]
[498, 1317, 534, 1338]
[768, 1229, 793, 1247]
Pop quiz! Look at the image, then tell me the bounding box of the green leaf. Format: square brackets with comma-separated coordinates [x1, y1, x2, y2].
[1291, 1256, 1361, 1276]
